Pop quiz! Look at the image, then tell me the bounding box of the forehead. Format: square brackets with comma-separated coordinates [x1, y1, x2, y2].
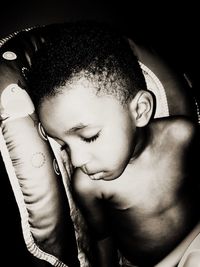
[39, 77, 125, 136]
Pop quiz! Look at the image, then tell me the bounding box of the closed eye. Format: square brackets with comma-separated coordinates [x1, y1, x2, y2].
[82, 132, 100, 143]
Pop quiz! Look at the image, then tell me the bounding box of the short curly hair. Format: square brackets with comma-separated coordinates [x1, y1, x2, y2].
[27, 20, 147, 108]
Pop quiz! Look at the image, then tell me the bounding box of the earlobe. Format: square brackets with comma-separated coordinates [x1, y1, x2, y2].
[129, 90, 154, 127]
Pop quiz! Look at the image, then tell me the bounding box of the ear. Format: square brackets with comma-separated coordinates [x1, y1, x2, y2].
[129, 90, 154, 127]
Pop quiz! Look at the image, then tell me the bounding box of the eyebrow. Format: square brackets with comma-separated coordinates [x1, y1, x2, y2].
[67, 123, 88, 133]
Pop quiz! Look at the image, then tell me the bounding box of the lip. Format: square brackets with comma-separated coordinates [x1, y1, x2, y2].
[81, 167, 105, 179]
[88, 171, 105, 180]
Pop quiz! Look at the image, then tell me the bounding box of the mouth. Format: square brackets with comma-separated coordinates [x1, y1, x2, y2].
[81, 167, 105, 180]
[88, 171, 105, 180]
[81, 167, 115, 181]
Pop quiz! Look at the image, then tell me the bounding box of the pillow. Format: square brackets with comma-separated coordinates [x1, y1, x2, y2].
[0, 33, 79, 267]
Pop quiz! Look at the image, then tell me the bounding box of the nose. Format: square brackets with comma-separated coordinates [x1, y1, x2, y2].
[70, 146, 90, 169]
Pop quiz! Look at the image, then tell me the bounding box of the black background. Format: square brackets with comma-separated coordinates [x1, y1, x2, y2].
[0, 0, 199, 91]
[0, 0, 198, 86]
[0, 1, 199, 266]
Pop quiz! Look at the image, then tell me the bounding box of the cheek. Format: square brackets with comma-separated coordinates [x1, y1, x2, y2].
[99, 126, 134, 166]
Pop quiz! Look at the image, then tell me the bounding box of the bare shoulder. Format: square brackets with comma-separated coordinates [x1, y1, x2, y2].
[164, 116, 198, 146]
[72, 168, 102, 198]
[152, 116, 199, 153]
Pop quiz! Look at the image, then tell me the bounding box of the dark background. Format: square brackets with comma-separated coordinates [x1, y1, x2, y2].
[0, 1, 199, 266]
[0, 0, 198, 87]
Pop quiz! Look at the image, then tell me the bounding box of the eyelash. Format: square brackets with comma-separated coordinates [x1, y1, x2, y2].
[82, 132, 100, 143]
[60, 132, 101, 150]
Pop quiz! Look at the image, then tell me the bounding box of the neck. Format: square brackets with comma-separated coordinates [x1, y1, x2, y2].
[129, 126, 151, 163]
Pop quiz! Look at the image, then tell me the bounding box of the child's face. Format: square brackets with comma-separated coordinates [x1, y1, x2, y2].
[39, 78, 137, 181]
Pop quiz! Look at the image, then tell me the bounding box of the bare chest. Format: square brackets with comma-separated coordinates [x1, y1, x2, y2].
[107, 151, 187, 212]
[103, 155, 200, 265]
[103, 148, 200, 238]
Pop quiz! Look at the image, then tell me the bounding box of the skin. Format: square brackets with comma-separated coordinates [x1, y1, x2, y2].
[39, 77, 200, 267]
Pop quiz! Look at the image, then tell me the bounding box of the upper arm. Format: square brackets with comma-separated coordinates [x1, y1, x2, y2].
[72, 169, 110, 239]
